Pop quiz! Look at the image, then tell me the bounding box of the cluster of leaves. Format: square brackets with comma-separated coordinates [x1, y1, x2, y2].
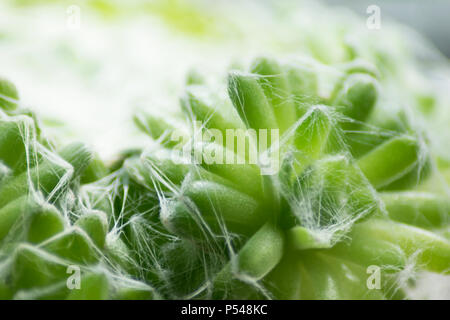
[0, 79, 158, 299]
[122, 55, 449, 299]
[0, 44, 449, 301]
